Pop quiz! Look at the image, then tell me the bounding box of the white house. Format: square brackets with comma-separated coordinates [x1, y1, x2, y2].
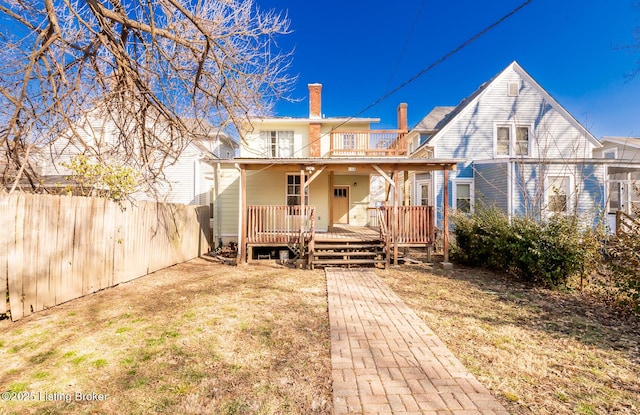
[408, 61, 606, 226]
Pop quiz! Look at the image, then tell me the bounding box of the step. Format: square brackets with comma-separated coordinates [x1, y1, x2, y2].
[311, 258, 386, 266]
[312, 251, 382, 257]
[312, 243, 384, 250]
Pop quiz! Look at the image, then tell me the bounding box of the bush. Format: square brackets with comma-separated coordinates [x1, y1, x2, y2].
[452, 207, 600, 287]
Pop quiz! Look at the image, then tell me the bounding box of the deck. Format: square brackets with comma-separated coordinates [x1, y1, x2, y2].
[315, 225, 382, 243]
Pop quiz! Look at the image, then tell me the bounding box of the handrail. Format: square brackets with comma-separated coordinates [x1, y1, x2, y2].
[378, 205, 434, 244]
[615, 210, 640, 236]
[247, 205, 315, 244]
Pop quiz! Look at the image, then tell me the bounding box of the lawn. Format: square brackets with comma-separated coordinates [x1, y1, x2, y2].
[379, 264, 640, 415]
[1, 257, 639, 415]
[0, 258, 331, 415]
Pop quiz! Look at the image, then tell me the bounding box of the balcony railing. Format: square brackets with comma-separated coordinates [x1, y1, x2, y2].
[329, 130, 408, 157]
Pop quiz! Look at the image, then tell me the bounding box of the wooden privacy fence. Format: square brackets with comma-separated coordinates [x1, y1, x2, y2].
[1, 193, 210, 321]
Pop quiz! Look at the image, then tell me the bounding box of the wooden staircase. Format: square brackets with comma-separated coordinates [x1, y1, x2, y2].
[309, 240, 386, 269]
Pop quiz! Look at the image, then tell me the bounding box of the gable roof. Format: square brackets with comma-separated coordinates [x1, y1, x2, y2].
[600, 136, 640, 150]
[412, 61, 601, 154]
[413, 106, 456, 131]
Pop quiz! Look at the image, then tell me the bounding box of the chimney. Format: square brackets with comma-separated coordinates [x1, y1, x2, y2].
[309, 83, 322, 119]
[397, 103, 408, 131]
[308, 83, 322, 157]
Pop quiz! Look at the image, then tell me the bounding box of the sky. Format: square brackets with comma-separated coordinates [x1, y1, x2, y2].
[255, 0, 640, 138]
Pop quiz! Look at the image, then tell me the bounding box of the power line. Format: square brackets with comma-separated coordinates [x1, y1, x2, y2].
[314, 0, 534, 137]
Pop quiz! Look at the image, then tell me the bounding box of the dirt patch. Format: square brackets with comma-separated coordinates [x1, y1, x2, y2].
[0, 257, 332, 414]
[378, 263, 640, 415]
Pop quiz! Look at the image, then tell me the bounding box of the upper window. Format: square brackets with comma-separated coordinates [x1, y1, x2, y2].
[261, 131, 294, 157]
[603, 149, 617, 159]
[495, 124, 531, 157]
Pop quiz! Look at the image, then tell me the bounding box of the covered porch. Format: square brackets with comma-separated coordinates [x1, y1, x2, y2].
[225, 157, 457, 268]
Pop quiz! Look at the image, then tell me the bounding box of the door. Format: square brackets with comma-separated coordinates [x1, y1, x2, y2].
[332, 186, 350, 224]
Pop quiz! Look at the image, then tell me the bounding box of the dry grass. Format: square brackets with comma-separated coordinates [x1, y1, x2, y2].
[378, 263, 640, 415]
[3, 254, 640, 415]
[0, 257, 331, 415]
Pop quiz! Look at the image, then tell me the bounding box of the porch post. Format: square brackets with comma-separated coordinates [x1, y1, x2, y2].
[237, 164, 247, 264]
[393, 166, 399, 266]
[442, 168, 451, 267]
[300, 166, 306, 252]
[328, 171, 334, 230]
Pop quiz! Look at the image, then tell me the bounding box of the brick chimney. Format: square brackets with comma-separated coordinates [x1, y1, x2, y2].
[309, 83, 322, 119]
[397, 103, 408, 131]
[308, 83, 322, 157]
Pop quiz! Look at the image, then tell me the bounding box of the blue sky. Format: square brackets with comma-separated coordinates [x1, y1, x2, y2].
[257, 0, 640, 138]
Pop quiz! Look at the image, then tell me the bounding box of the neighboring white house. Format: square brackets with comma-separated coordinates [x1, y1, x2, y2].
[408, 61, 606, 226]
[41, 111, 237, 207]
[593, 136, 640, 230]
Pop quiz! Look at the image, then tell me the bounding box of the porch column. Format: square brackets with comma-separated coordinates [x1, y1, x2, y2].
[393, 166, 399, 266]
[238, 164, 247, 264]
[442, 168, 451, 268]
[328, 171, 334, 230]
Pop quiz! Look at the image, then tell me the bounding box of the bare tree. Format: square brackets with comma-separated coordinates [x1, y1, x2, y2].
[0, 0, 294, 193]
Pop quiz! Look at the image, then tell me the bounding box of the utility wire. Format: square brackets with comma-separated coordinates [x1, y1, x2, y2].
[248, 0, 534, 165]
[295, 0, 535, 151]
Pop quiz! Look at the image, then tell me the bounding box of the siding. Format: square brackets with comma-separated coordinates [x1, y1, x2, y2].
[432, 67, 595, 162]
[474, 162, 509, 212]
[214, 166, 240, 241]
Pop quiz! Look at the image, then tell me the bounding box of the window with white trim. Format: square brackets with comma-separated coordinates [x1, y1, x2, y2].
[261, 131, 294, 157]
[603, 149, 617, 159]
[495, 124, 531, 157]
[453, 180, 474, 213]
[547, 176, 570, 213]
[286, 174, 309, 206]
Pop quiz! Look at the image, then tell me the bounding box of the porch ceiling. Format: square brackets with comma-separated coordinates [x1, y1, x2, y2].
[213, 157, 459, 173]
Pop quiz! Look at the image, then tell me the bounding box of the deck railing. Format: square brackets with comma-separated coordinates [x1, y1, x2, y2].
[615, 210, 640, 236]
[329, 130, 408, 157]
[378, 205, 435, 244]
[247, 205, 316, 244]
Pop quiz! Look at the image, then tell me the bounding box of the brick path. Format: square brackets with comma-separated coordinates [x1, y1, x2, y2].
[326, 267, 509, 415]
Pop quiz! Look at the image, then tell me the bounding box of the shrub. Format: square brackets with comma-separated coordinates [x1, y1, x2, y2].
[452, 207, 601, 287]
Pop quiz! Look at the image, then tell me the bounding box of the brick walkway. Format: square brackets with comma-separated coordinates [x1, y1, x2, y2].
[326, 267, 509, 415]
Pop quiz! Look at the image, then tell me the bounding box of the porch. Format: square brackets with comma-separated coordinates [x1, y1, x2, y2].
[246, 204, 436, 268]
[225, 157, 458, 268]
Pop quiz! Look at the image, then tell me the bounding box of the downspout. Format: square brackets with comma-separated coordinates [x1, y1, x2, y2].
[216, 162, 222, 249]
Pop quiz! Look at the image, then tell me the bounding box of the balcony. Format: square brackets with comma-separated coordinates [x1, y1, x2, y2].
[329, 130, 408, 157]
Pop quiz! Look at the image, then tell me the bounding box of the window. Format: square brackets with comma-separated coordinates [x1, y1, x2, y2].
[454, 180, 473, 213]
[515, 127, 529, 156]
[603, 149, 617, 159]
[609, 181, 621, 213]
[496, 127, 510, 155]
[333, 187, 347, 198]
[420, 184, 431, 206]
[261, 131, 294, 157]
[342, 133, 356, 150]
[286, 174, 309, 206]
[495, 124, 531, 157]
[508, 82, 519, 97]
[548, 176, 569, 213]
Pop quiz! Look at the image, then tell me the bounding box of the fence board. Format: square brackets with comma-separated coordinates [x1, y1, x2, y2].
[0, 195, 10, 315]
[57, 196, 76, 304]
[8, 194, 26, 320]
[23, 194, 38, 317]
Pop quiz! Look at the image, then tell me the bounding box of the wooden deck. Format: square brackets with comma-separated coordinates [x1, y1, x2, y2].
[315, 225, 382, 242]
